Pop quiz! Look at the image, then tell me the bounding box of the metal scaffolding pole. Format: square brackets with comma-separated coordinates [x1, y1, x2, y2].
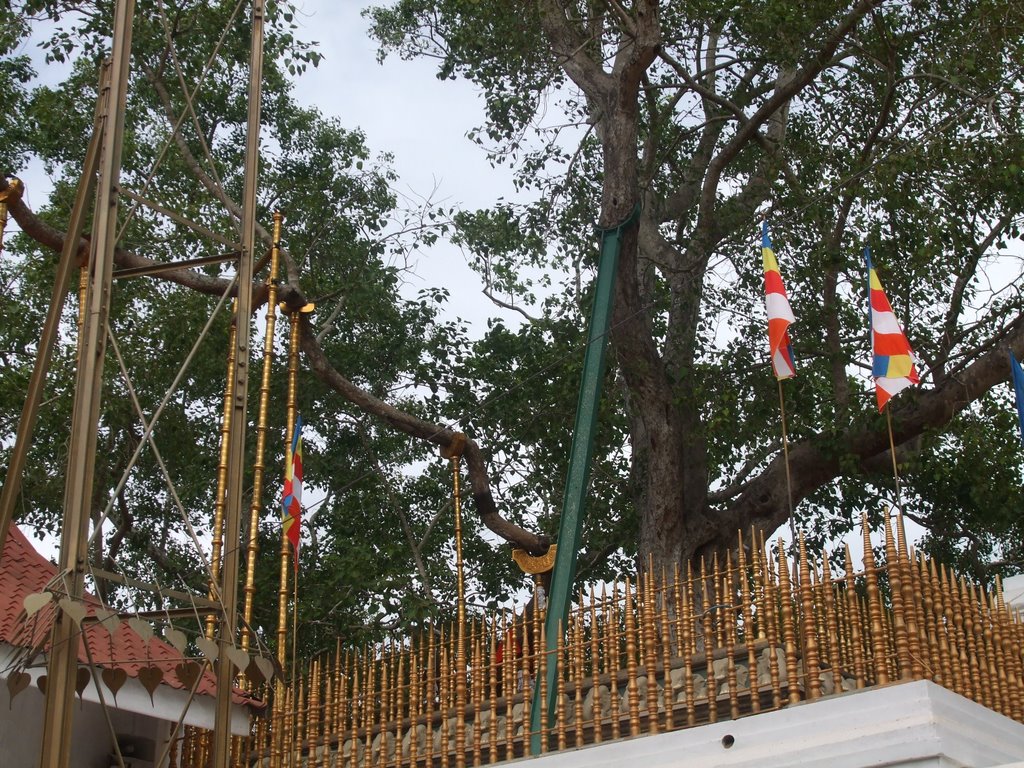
[38, 2, 135, 766]
[210, 0, 265, 764]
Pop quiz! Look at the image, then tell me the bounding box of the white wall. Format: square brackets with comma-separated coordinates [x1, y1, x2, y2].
[0, 683, 165, 768]
[521, 681, 1024, 768]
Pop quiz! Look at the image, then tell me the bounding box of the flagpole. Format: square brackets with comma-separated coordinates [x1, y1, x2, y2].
[885, 407, 902, 508]
[291, 554, 299, 689]
[777, 379, 798, 545]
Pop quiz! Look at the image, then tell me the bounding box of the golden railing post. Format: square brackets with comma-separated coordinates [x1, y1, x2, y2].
[926, 557, 956, 692]
[982, 585, 1009, 717]
[623, 576, 642, 736]
[440, 631, 451, 768]
[820, 550, 844, 695]
[487, 618, 498, 764]
[556, 619, 567, 752]
[323, 662, 333, 768]
[641, 569, 660, 733]
[961, 577, 987, 706]
[944, 565, 973, 701]
[308, 661, 321, 768]
[797, 537, 821, 699]
[895, 514, 925, 679]
[738, 535, 760, 715]
[538, 613, 548, 753]
[699, 557, 718, 721]
[721, 556, 740, 720]
[501, 612, 513, 756]
[572, 592, 585, 747]
[969, 581, 998, 712]
[472, 627, 483, 767]
[861, 514, 889, 685]
[348, 660, 360, 768]
[843, 545, 867, 690]
[995, 576, 1024, 721]
[606, 582, 621, 740]
[883, 513, 913, 679]
[776, 540, 801, 704]
[589, 590, 604, 744]
[658, 568, 676, 730]
[912, 552, 940, 683]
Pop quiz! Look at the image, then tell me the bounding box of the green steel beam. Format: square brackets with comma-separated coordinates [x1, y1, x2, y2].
[529, 204, 639, 755]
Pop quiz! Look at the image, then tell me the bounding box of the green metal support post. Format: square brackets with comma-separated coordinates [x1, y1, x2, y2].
[529, 205, 639, 755]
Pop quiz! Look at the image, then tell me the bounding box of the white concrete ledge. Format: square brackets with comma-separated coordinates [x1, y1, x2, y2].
[518, 681, 1024, 768]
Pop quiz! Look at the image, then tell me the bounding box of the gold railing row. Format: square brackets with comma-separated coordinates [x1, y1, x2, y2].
[177, 516, 1024, 767]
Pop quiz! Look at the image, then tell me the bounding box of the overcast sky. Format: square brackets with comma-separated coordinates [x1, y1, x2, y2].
[288, 1, 534, 332]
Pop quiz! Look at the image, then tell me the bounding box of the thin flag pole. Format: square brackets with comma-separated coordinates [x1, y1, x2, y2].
[885, 407, 902, 507]
[290, 552, 299, 688]
[777, 379, 798, 545]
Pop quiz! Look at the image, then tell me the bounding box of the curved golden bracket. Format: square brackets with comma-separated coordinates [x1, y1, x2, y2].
[440, 432, 467, 459]
[512, 544, 557, 575]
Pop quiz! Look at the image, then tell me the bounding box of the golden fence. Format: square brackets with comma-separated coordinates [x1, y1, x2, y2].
[177, 516, 1024, 767]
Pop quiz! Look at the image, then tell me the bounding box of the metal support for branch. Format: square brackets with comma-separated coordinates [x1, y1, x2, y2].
[529, 204, 639, 755]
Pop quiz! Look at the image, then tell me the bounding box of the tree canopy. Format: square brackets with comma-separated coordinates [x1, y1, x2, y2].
[2, 0, 1024, 658]
[367, 0, 1024, 580]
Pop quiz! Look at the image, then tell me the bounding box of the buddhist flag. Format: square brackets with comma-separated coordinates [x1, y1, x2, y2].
[761, 221, 796, 380]
[282, 415, 303, 568]
[866, 248, 918, 411]
[1010, 351, 1024, 446]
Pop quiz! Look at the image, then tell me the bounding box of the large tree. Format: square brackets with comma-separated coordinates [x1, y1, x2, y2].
[0, 0, 538, 651]
[3, 0, 1024, 661]
[367, 0, 1024, 579]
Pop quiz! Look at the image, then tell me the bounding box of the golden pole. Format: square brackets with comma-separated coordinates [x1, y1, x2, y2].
[444, 434, 468, 768]
[272, 307, 301, 768]
[242, 211, 283, 654]
[277, 309, 301, 663]
[207, 311, 237, 639]
[0, 191, 7, 254]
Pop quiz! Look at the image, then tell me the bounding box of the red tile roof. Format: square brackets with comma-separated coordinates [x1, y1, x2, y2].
[1, 524, 259, 708]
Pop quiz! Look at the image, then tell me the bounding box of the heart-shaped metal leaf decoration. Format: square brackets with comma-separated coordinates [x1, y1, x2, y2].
[226, 646, 249, 674]
[164, 627, 187, 654]
[128, 616, 154, 643]
[6, 671, 31, 701]
[245, 656, 266, 685]
[94, 606, 120, 636]
[58, 598, 87, 628]
[175, 661, 202, 691]
[253, 655, 274, 683]
[75, 666, 91, 698]
[196, 636, 218, 662]
[138, 666, 164, 703]
[36, 675, 47, 694]
[101, 667, 127, 704]
[23, 592, 52, 617]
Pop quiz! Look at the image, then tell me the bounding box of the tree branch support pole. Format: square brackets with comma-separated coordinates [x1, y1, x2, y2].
[529, 204, 639, 756]
[38, 4, 133, 766]
[211, 0, 264, 764]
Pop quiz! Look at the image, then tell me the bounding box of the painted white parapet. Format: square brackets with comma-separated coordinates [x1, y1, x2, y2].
[1004, 575, 1024, 612]
[518, 681, 1024, 768]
